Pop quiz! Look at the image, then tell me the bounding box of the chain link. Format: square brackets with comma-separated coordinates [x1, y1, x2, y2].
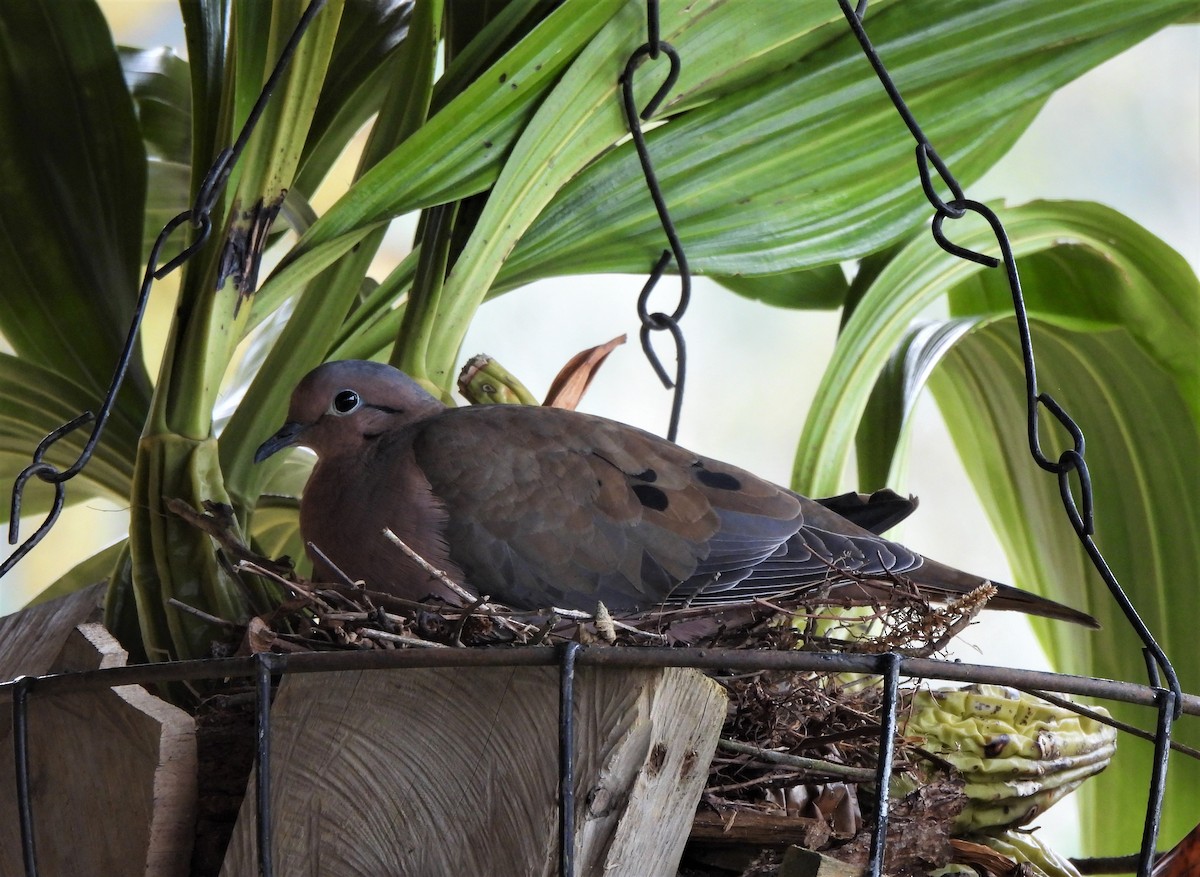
[620, 0, 691, 442]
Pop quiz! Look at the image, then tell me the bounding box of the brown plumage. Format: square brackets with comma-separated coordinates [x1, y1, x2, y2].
[254, 360, 1098, 627]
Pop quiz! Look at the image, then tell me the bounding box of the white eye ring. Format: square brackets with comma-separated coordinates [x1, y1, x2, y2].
[331, 389, 361, 415]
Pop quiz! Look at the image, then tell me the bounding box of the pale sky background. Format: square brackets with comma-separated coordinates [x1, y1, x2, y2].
[2, 3, 1198, 854]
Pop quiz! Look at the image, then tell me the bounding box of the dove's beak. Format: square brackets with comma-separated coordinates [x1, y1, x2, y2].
[254, 421, 307, 463]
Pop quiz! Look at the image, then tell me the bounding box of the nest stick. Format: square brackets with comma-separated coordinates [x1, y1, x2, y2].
[382, 528, 477, 605]
[716, 739, 877, 783]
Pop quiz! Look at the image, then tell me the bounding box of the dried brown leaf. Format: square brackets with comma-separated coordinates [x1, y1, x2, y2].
[543, 334, 627, 409]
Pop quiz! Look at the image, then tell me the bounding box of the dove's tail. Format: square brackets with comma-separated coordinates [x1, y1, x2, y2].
[911, 556, 1100, 628]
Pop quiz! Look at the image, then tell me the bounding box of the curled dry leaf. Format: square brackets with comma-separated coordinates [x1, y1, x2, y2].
[543, 333, 626, 409]
[243, 616, 277, 654]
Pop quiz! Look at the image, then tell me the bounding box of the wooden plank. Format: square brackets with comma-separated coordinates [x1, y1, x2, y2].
[0, 623, 196, 876]
[0, 582, 105, 681]
[780, 847, 864, 877]
[220, 665, 726, 877]
[690, 809, 827, 846]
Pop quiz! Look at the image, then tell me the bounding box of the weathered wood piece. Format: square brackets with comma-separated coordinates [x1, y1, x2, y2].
[220, 664, 726, 877]
[0, 622, 197, 876]
[0, 581, 105, 680]
[780, 847, 865, 877]
[690, 809, 830, 847]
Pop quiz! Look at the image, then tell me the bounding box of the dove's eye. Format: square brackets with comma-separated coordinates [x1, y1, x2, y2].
[331, 390, 361, 414]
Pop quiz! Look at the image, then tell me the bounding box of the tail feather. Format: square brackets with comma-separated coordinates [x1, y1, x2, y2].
[911, 556, 1099, 628]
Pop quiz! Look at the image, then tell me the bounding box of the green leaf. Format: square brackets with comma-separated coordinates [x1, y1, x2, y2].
[180, 0, 230, 180]
[293, 0, 413, 197]
[0, 1, 151, 403]
[229, 0, 346, 206]
[501, 0, 1189, 282]
[949, 206, 1200, 421]
[0, 354, 140, 525]
[930, 322, 1200, 855]
[856, 317, 981, 489]
[795, 200, 1200, 495]
[712, 265, 850, 310]
[813, 203, 1199, 853]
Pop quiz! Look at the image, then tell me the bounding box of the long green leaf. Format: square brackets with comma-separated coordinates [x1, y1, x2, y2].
[0, 1, 151, 405]
[0, 355, 139, 524]
[819, 204, 1199, 854]
[948, 208, 1200, 421]
[292, 0, 413, 196]
[931, 323, 1200, 855]
[856, 316, 982, 489]
[795, 200, 1200, 494]
[179, 0, 230, 184]
[501, 1, 1188, 281]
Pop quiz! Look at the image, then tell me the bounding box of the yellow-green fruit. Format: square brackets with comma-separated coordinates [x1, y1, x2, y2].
[933, 830, 1083, 877]
[899, 684, 1116, 832]
[978, 830, 1083, 877]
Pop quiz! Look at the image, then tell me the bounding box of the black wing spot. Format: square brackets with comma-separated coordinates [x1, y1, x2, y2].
[694, 464, 741, 491]
[632, 468, 658, 482]
[632, 484, 669, 511]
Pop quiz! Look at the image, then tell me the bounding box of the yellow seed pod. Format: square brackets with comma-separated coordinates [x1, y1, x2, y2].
[899, 684, 1116, 832]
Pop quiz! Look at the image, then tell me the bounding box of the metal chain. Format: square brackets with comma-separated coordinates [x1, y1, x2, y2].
[0, 0, 329, 583]
[558, 642, 581, 877]
[838, 3, 1179, 874]
[255, 652, 285, 877]
[620, 0, 691, 442]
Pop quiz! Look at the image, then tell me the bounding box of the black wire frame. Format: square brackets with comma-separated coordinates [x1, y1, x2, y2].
[6, 645, 1198, 877]
[620, 0, 692, 444]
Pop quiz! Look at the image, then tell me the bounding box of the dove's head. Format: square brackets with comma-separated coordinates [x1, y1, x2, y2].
[254, 360, 446, 462]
